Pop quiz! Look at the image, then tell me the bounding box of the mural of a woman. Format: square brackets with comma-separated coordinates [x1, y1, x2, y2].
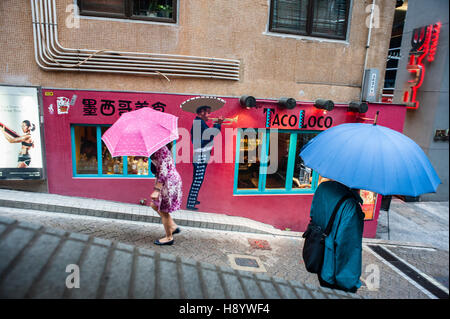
[1, 120, 36, 168]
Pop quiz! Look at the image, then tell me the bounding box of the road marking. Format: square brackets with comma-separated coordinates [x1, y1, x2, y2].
[382, 245, 449, 295]
[364, 244, 448, 299]
[363, 245, 436, 299]
[363, 241, 437, 251]
[389, 246, 436, 252]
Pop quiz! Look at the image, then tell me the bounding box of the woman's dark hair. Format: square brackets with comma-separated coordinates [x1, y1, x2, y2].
[22, 120, 35, 132]
[166, 141, 173, 152]
[150, 141, 174, 174]
[151, 141, 173, 158]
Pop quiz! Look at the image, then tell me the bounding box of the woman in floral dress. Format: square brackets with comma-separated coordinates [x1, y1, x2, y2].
[150, 142, 182, 245]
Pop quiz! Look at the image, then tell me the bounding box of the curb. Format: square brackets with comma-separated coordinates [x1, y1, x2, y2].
[0, 189, 439, 250]
[0, 189, 301, 237]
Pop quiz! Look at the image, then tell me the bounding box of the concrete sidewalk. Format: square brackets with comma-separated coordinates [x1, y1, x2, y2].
[0, 189, 300, 238]
[0, 188, 444, 251]
[0, 189, 444, 250]
[376, 198, 449, 251]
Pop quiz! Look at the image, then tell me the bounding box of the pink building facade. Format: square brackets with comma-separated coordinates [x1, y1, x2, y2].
[41, 88, 406, 238]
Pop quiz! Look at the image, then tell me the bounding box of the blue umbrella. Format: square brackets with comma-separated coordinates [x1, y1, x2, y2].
[299, 122, 441, 196]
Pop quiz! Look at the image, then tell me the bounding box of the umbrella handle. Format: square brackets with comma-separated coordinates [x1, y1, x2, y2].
[358, 111, 380, 125]
[373, 111, 379, 125]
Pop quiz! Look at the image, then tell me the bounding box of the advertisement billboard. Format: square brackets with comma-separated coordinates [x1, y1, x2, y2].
[0, 85, 44, 180]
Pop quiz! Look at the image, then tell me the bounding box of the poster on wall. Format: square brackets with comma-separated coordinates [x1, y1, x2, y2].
[0, 86, 44, 180]
[360, 190, 377, 221]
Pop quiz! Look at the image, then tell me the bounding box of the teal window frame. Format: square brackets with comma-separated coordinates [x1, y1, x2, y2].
[233, 128, 319, 195]
[70, 124, 176, 178]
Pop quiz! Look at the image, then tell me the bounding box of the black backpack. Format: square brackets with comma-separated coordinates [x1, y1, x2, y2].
[302, 195, 352, 274]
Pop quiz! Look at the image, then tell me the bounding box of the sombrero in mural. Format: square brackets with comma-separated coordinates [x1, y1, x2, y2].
[180, 96, 226, 113]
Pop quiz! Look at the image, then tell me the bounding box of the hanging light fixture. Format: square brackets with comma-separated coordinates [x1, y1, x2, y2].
[348, 101, 369, 113]
[239, 95, 257, 109]
[278, 97, 297, 109]
[314, 99, 334, 111]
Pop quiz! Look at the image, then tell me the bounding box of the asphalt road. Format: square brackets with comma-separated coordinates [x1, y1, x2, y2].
[0, 206, 448, 299]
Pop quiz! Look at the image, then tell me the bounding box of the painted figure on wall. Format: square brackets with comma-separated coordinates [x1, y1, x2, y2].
[180, 96, 225, 210]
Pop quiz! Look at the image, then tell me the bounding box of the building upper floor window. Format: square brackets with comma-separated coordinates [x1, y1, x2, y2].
[269, 0, 350, 40]
[78, 0, 176, 23]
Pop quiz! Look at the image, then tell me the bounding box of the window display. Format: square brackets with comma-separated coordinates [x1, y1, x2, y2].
[235, 129, 319, 194]
[101, 127, 124, 175]
[237, 131, 263, 189]
[292, 133, 317, 189]
[127, 156, 150, 176]
[74, 126, 98, 175]
[72, 124, 173, 177]
[265, 132, 291, 189]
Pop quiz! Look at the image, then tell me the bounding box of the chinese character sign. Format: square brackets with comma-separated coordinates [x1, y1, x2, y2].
[403, 22, 441, 109]
[81, 98, 166, 117]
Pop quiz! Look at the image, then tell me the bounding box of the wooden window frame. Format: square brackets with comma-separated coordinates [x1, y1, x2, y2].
[269, 0, 350, 40]
[77, 0, 177, 24]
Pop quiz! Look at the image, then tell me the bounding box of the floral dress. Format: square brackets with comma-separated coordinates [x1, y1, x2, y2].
[151, 145, 182, 213]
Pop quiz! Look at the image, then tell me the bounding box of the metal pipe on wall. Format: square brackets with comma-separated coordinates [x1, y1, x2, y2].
[44, 0, 240, 68]
[44, 0, 239, 70]
[36, 0, 239, 78]
[31, 0, 240, 80]
[49, 0, 238, 65]
[360, 0, 376, 101]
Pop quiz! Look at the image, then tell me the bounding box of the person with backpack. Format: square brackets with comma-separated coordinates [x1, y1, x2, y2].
[305, 180, 365, 293]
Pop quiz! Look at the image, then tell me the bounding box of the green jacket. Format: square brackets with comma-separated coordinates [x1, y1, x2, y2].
[309, 181, 365, 291]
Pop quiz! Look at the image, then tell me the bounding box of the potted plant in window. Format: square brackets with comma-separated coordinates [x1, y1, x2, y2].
[156, 4, 172, 18]
[147, 2, 158, 17]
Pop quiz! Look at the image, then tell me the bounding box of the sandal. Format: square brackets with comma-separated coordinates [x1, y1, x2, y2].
[154, 239, 174, 246]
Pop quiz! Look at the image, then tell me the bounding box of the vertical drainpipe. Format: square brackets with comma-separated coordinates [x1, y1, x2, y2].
[360, 0, 376, 102]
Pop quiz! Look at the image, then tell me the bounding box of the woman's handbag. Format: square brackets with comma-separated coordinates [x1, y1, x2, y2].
[302, 195, 352, 274]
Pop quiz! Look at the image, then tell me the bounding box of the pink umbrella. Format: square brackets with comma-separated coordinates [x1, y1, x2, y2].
[101, 107, 179, 157]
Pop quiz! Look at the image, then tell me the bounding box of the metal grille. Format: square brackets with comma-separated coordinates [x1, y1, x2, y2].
[270, 0, 349, 40]
[272, 0, 308, 34]
[133, 0, 174, 19]
[81, 0, 124, 14]
[79, 0, 175, 21]
[311, 0, 347, 38]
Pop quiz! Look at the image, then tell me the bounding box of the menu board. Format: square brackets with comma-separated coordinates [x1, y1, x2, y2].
[360, 189, 377, 220]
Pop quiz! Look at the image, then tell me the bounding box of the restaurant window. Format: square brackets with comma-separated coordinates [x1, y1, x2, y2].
[71, 124, 175, 177]
[234, 129, 319, 194]
[77, 0, 177, 23]
[237, 130, 264, 189]
[265, 132, 291, 189]
[269, 0, 350, 40]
